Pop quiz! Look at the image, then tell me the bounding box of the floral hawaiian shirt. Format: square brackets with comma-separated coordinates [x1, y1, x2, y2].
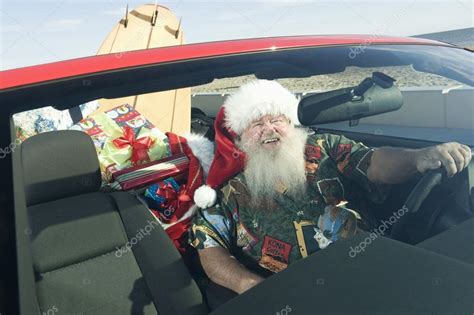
[190, 132, 389, 274]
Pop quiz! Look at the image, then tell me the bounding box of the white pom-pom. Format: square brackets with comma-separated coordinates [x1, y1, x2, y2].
[193, 185, 217, 208]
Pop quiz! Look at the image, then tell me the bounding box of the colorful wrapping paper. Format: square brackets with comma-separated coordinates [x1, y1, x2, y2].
[70, 104, 171, 181]
[14, 101, 100, 142]
[109, 153, 189, 191]
[143, 177, 190, 223]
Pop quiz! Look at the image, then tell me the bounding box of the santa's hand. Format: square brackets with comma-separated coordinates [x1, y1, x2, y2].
[415, 142, 472, 177]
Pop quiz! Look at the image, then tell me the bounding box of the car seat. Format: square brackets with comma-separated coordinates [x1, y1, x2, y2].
[18, 130, 208, 314]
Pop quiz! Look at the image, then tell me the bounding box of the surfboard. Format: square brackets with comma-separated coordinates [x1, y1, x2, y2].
[95, 3, 190, 135]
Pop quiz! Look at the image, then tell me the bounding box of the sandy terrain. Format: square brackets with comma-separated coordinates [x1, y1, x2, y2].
[191, 65, 462, 94]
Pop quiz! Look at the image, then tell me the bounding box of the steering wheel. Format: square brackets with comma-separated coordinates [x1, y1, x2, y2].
[390, 168, 445, 240]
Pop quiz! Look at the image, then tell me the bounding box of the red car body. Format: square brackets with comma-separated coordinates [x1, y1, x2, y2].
[1, 35, 472, 315]
[0, 35, 450, 91]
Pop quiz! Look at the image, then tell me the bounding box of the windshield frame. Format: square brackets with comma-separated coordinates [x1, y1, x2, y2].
[2, 44, 472, 116]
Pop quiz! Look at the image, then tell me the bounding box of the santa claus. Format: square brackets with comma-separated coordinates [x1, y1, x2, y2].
[189, 79, 471, 295]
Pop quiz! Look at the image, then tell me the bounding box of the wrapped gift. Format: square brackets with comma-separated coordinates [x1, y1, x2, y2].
[15, 126, 31, 143]
[145, 177, 181, 205]
[142, 177, 191, 223]
[69, 115, 109, 151]
[70, 104, 171, 181]
[14, 101, 100, 143]
[110, 153, 189, 191]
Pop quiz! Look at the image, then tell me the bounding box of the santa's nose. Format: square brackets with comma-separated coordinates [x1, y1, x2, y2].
[261, 129, 277, 138]
[261, 121, 276, 132]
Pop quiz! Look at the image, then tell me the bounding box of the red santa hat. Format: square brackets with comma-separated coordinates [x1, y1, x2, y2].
[193, 79, 299, 208]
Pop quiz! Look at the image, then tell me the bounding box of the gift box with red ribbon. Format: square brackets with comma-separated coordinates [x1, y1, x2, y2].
[110, 153, 190, 191]
[70, 104, 171, 182]
[112, 125, 155, 165]
[142, 177, 192, 223]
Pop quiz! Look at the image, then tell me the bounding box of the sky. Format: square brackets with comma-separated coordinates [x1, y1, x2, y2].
[1, 0, 473, 70]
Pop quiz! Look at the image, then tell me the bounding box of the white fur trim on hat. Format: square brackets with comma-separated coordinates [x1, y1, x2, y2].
[193, 185, 217, 209]
[184, 133, 215, 179]
[223, 79, 299, 134]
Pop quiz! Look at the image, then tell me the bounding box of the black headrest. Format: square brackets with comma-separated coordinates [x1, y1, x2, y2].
[21, 130, 102, 206]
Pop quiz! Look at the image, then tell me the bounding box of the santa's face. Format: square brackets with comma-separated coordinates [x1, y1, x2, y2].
[240, 114, 290, 151]
[238, 114, 309, 201]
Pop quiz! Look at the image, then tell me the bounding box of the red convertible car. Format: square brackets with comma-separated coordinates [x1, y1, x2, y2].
[1, 35, 473, 314]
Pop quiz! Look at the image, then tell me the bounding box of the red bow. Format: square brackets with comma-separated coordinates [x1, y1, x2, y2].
[112, 126, 154, 165]
[156, 183, 191, 221]
[156, 183, 191, 209]
[157, 183, 178, 204]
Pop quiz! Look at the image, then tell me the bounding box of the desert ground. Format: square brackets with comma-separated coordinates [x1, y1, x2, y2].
[191, 65, 463, 94]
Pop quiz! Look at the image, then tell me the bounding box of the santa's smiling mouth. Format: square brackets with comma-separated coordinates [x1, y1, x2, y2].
[261, 138, 280, 144]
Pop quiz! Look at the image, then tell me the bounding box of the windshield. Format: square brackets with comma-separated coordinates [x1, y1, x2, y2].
[188, 44, 473, 145]
[9, 44, 474, 145]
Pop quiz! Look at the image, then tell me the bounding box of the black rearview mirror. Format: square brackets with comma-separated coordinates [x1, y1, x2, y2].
[297, 72, 403, 126]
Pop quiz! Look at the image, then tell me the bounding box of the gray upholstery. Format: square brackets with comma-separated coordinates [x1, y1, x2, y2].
[21, 130, 102, 206]
[35, 249, 155, 314]
[111, 192, 208, 315]
[29, 193, 127, 273]
[417, 217, 474, 265]
[212, 232, 474, 315]
[21, 130, 207, 315]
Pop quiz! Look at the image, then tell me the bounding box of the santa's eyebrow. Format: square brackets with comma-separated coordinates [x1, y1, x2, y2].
[251, 119, 264, 125]
[258, 115, 284, 122]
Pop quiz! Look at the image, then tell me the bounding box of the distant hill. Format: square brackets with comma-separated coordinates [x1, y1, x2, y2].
[413, 27, 473, 48]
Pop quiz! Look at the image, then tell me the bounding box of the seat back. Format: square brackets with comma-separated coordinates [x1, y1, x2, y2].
[21, 130, 101, 206]
[19, 130, 207, 314]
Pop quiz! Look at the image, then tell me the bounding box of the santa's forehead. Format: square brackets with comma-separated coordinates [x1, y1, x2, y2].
[250, 114, 287, 122]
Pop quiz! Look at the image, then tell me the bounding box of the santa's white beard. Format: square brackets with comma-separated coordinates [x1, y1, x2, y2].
[238, 127, 309, 202]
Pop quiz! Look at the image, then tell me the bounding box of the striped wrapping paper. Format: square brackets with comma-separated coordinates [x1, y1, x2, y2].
[111, 153, 189, 191]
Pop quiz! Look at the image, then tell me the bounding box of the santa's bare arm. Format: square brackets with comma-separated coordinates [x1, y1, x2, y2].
[367, 142, 472, 184]
[198, 246, 264, 294]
